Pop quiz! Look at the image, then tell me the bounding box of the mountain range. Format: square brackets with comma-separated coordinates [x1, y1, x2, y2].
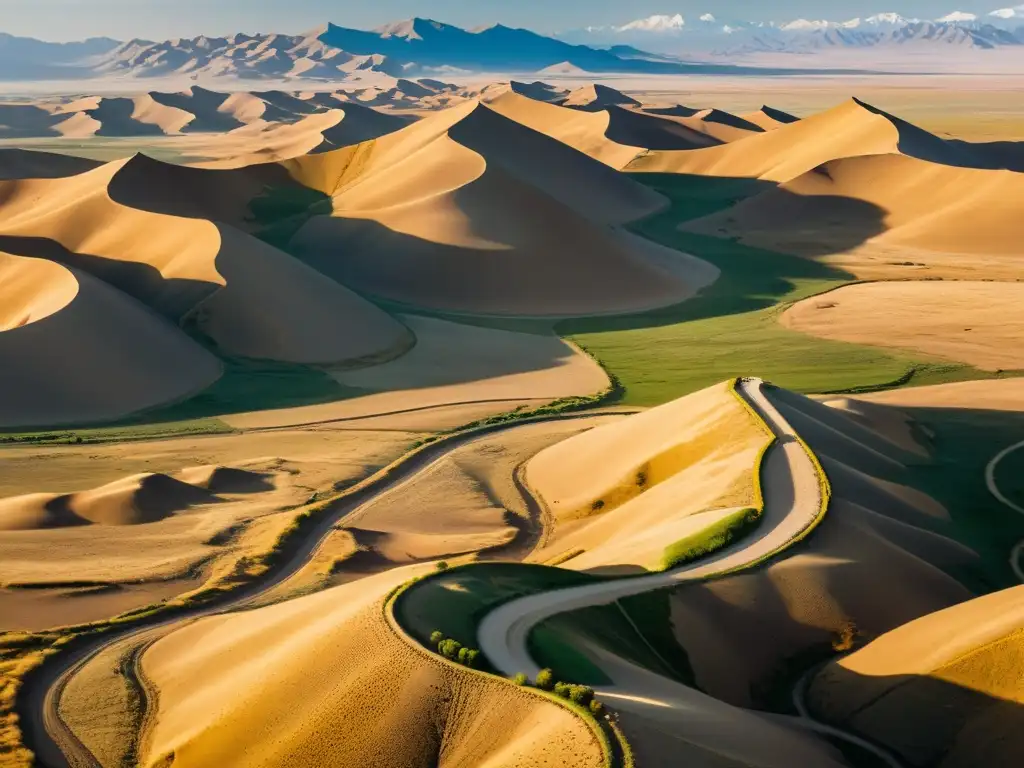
[559, 7, 1024, 54]
[0, 18, 765, 83]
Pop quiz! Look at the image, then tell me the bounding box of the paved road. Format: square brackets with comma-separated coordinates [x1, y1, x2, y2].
[477, 378, 822, 680]
[19, 412, 619, 768]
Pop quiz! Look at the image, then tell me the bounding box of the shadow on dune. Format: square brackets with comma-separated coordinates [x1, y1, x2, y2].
[808, 667, 1024, 768]
[0, 234, 216, 319]
[556, 174, 886, 335]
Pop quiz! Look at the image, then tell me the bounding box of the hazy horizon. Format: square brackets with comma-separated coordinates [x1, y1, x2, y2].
[0, 0, 1014, 42]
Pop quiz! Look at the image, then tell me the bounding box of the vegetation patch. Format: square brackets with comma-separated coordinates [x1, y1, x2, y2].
[559, 174, 996, 406]
[659, 507, 761, 570]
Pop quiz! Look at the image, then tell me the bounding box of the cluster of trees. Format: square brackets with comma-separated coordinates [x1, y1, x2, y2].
[429, 630, 481, 668]
[513, 668, 605, 716]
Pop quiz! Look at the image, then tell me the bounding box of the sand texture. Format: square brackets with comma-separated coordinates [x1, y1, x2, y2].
[141, 567, 605, 768]
[809, 586, 1024, 768]
[782, 281, 1024, 372]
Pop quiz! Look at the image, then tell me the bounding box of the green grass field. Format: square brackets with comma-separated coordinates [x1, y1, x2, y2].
[558, 174, 998, 406]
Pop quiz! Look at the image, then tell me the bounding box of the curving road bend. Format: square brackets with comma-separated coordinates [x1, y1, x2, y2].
[477, 377, 906, 767]
[985, 439, 1024, 582]
[19, 412, 619, 768]
[477, 378, 822, 680]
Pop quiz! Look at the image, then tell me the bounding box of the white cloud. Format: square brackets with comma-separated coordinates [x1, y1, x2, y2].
[619, 14, 685, 33]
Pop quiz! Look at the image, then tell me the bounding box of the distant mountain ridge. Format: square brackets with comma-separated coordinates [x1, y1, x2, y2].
[559, 7, 1024, 54]
[0, 19, 761, 83]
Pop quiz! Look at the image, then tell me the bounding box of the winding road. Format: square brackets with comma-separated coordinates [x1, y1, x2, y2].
[985, 439, 1024, 583]
[17, 411, 621, 768]
[477, 378, 822, 680]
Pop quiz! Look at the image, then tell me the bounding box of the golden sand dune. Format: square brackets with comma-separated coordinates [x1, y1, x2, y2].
[142, 568, 605, 768]
[176, 465, 275, 494]
[0, 158, 412, 366]
[665, 387, 978, 706]
[627, 97, 1010, 182]
[687, 153, 1024, 268]
[286, 101, 720, 316]
[561, 83, 640, 111]
[527, 382, 768, 570]
[655, 107, 766, 144]
[486, 92, 719, 168]
[0, 473, 220, 531]
[740, 106, 801, 131]
[809, 586, 1024, 768]
[0, 149, 102, 181]
[857, 377, 1024, 412]
[782, 281, 1024, 372]
[0, 251, 222, 428]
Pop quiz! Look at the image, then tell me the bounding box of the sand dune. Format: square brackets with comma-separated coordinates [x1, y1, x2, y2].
[782, 281, 1024, 372]
[526, 381, 769, 571]
[286, 101, 719, 317]
[177, 466, 275, 494]
[740, 106, 801, 131]
[664, 386, 978, 706]
[0, 251, 222, 428]
[0, 158, 413, 366]
[0, 473, 221, 531]
[562, 84, 640, 111]
[0, 149, 102, 180]
[686, 153, 1024, 270]
[809, 586, 1024, 768]
[856, 377, 1024, 412]
[486, 92, 719, 168]
[142, 567, 605, 768]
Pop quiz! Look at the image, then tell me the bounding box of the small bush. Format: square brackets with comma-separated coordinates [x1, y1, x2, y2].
[553, 681, 570, 698]
[512, 673, 529, 686]
[430, 630, 445, 646]
[465, 649, 480, 668]
[589, 699, 605, 716]
[535, 668, 555, 690]
[591, 499, 605, 512]
[435, 561, 450, 571]
[568, 685, 594, 706]
[438, 639, 462, 659]
[457, 647, 471, 665]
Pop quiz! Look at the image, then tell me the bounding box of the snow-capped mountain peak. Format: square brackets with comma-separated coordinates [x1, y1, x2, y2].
[620, 14, 685, 32]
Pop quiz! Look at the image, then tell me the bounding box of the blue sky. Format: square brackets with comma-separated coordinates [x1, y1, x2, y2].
[0, 1, 1008, 41]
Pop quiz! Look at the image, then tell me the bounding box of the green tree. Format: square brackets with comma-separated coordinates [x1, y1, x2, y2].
[535, 668, 555, 690]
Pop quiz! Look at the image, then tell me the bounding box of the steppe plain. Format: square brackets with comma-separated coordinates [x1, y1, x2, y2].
[0, 69, 1022, 768]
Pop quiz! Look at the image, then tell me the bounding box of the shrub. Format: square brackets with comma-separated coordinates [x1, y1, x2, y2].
[465, 649, 480, 668]
[435, 561, 450, 571]
[553, 682, 570, 698]
[429, 631, 444, 646]
[512, 673, 529, 686]
[535, 668, 555, 690]
[457, 647, 471, 665]
[568, 685, 595, 706]
[438, 639, 462, 659]
[589, 699, 605, 716]
[591, 499, 605, 512]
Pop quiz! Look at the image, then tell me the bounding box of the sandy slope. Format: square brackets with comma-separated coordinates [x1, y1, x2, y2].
[808, 586, 1024, 768]
[526, 381, 769, 570]
[685, 153, 1024, 277]
[0, 429, 416, 630]
[740, 106, 801, 131]
[224, 314, 608, 431]
[0, 157, 412, 365]
[666, 386, 976, 706]
[856, 378, 1024, 411]
[485, 92, 718, 168]
[479, 378, 845, 766]
[781, 281, 1024, 371]
[0, 251, 222, 428]
[626, 97, 1008, 182]
[287, 101, 717, 316]
[141, 567, 605, 768]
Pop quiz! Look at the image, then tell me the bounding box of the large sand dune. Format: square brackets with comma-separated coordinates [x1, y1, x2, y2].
[141, 567, 605, 768]
[628, 97, 1018, 183]
[685, 153, 1024, 276]
[664, 387, 978, 706]
[0, 158, 412, 366]
[526, 381, 769, 570]
[782, 281, 1024, 372]
[0, 251, 222, 428]
[287, 101, 718, 316]
[0, 473, 219, 531]
[809, 586, 1024, 768]
[485, 92, 719, 168]
[0, 148, 102, 180]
